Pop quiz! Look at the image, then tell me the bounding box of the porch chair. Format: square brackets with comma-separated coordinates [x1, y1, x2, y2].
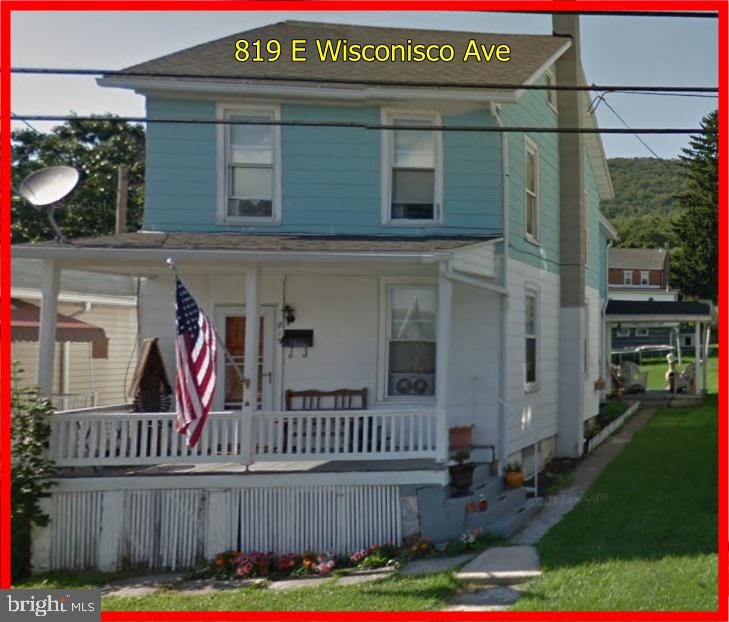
[282, 388, 369, 454]
[619, 361, 648, 394]
[672, 363, 696, 393]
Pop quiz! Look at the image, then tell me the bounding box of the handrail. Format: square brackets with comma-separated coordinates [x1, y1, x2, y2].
[472, 376, 539, 495]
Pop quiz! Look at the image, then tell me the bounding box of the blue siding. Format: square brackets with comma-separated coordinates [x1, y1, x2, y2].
[143, 98, 502, 235]
[585, 149, 602, 292]
[500, 77, 560, 275]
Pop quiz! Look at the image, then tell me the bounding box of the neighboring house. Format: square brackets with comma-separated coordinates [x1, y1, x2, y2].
[607, 247, 680, 350]
[17, 16, 625, 572]
[10, 258, 138, 408]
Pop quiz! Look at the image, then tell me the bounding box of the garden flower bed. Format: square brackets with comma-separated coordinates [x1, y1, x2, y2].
[202, 530, 497, 581]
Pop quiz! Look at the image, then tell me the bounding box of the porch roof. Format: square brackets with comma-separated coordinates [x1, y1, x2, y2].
[10, 297, 107, 343]
[606, 299, 712, 323]
[13, 232, 500, 266]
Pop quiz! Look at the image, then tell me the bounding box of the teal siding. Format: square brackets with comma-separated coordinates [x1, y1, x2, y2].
[598, 227, 609, 301]
[585, 149, 602, 292]
[143, 98, 502, 235]
[500, 76, 560, 275]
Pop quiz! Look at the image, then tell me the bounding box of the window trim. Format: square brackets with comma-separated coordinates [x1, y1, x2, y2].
[380, 108, 443, 226]
[524, 287, 539, 393]
[640, 270, 650, 286]
[623, 270, 633, 286]
[545, 68, 558, 113]
[377, 277, 438, 403]
[616, 328, 631, 338]
[635, 328, 650, 338]
[217, 102, 282, 225]
[523, 136, 541, 245]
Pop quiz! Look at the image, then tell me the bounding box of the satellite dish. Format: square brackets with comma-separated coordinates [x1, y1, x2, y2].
[18, 166, 79, 242]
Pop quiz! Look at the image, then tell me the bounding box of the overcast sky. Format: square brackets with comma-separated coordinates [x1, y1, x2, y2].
[11, 11, 718, 159]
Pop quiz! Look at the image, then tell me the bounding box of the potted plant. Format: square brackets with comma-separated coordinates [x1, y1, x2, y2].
[449, 425, 474, 450]
[504, 461, 524, 489]
[449, 449, 475, 496]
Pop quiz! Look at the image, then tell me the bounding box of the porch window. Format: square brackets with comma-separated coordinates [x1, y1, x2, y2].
[387, 286, 437, 398]
[616, 328, 631, 337]
[383, 111, 442, 223]
[525, 291, 538, 388]
[524, 137, 540, 243]
[640, 271, 650, 286]
[224, 108, 279, 222]
[623, 270, 633, 286]
[636, 328, 650, 337]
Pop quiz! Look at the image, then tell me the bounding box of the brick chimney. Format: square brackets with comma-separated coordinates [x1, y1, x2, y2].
[554, 14, 587, 457]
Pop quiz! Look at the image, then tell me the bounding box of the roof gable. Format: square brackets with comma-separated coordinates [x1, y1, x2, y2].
[609, 247, 668, 271]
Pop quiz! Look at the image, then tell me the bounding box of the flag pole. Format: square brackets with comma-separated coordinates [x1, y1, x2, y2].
[166, 258, 246, 386]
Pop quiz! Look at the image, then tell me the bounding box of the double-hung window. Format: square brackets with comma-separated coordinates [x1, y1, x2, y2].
[640, 271, 650, 286]
[525, 291, 538, 389]
[524, 137, 540, 243]
[623, 270, 633, 286]
[386, 286, 437, 398]
[222, 107, 280, 223]
[545, 69, 558, 112]
[383, 111, 442, 223]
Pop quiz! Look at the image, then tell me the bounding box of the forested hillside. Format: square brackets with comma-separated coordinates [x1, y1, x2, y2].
[602, 157, 686, 248]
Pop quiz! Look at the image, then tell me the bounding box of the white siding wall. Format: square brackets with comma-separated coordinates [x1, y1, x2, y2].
[11, 301, 137, 407]
[504, 260, 561, 456]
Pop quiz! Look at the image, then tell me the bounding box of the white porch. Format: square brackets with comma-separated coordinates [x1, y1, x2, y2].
[18, 234, 507, 473]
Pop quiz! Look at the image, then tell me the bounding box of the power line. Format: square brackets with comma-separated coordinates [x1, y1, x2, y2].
[493, 10, 718, 18]
[10, 67, 718, 94]
[10, 114, 713, 135]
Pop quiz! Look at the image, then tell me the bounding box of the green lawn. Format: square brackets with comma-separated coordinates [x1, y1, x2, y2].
[512, 396, 719, 611]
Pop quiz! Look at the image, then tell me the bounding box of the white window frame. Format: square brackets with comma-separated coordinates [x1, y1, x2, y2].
[381, 109, 443, 226]
[524, 136, 541, 245]
[616, 328, 631, 338]
[545, 68, 558, 113]
[217, 103, 282, 225]
[635, 328, 650, 338]
[524, 287, 539, 393]
[377, 277, 438, 403]
[640, 271, 650, 286]
[623, 270, 633, 286]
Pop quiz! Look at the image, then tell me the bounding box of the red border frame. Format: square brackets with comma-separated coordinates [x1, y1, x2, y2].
[0, 2, 726, 620]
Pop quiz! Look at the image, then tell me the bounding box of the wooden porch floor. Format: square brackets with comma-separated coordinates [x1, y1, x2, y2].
[55, 458, 444, 478]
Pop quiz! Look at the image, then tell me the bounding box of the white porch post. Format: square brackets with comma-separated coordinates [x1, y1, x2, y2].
[37, 259, 60, 398]
[694, 322, 702, 395]
[605, 321, 613, 393]
[703, 325, 710, 392]
[240, 264, 260, 466]
[435, 266, 452, 463]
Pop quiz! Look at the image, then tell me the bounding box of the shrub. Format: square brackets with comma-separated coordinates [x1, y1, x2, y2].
[10, 363, 57, 580]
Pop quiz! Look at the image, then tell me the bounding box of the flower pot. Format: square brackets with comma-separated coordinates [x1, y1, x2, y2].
[478, 499, 488, 512]
[594, 378, 606, 391]
[504, 470, 524, 489]
[449, 463, 475, 496]
[449, 426, 474, 450]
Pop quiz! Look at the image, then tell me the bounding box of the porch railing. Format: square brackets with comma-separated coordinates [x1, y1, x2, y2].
[48, 409, 438, 467]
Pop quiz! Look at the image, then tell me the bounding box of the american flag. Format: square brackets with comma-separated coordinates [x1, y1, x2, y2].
[175, 277, 217, 446]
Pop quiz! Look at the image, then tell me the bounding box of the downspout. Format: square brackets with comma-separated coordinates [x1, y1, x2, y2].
[492, 101, 510, 475]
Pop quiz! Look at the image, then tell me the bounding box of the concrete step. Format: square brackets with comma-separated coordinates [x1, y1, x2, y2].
[486, 497, 544, 539]
[470, 475, 504, 499]
[455, 545, 541, 586]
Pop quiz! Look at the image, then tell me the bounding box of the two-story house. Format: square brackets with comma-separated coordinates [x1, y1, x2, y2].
[17, 16, 620, 573]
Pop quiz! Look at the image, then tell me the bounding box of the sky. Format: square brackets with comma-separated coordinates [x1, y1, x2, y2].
[10, 10, 718, 159]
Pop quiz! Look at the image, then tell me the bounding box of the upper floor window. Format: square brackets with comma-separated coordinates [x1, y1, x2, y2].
[524, 137, 540, 243]
[221, 106, 281, 223]
[382, 111, 442, 224]
[545, 69, 558, 112]
[640, 271, 650, 286]
[623, 270, 633, 286]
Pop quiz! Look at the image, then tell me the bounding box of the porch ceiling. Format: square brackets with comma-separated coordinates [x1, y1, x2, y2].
[605, 299, 712, 324]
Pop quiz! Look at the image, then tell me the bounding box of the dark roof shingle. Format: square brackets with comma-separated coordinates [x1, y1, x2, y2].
[119, 20, 570, 89]
[609, 247, 667, 271]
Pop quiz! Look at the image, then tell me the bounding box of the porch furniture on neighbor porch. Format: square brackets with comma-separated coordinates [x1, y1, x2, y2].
[672, 362, 696, 394]
[619, 361, 648, 394]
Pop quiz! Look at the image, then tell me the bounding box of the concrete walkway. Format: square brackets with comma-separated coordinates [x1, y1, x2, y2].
[511, 407, 655, 546]
[445, 406, 655, 611]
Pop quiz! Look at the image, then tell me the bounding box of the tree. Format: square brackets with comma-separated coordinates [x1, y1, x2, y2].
[11, 116, 145, 243]
[670, 110, 718, 302]
[10, 363, 57, 580]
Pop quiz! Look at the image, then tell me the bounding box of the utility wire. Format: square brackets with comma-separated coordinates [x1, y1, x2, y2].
[10, 114, 712, 134]
[485, 10, 718, 18]
[10, 67, 719, 94]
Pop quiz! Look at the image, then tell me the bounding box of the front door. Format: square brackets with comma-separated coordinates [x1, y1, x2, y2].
[215, 306, 275, 411]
